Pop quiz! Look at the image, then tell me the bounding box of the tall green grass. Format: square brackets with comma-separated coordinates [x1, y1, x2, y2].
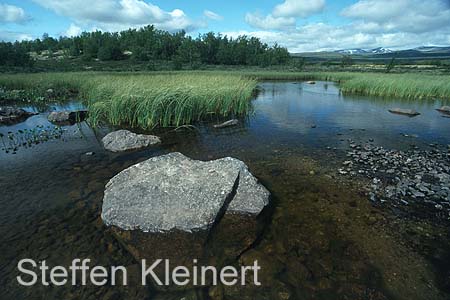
[0, 72, 257, 128]
[237, 71, 450, 100]
[0, 71, 449, 129]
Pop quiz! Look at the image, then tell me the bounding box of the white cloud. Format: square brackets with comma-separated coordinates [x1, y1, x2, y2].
[0, 4, 28, 23]
[203, 10, 223, 21]
[245, 13, 295, 30]
[32, 0, 202, 32]
[222, 21, 450, 52]
[341, 0, 450, 34]
[246, 0, 325, 30]
[64, 23, 82, 37]
[239, 0, 450, 51]
[273, 0, 326, 18]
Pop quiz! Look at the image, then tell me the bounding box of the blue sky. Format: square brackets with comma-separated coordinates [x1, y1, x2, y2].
[1, 0, 450, 52]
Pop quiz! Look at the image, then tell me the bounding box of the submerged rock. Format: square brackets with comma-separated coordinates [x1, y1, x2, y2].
[213, 119, 238, 129]
[0, 107, 36, 125]
[101, 152, 270, 290]
[102, 129, 161, 152]
[47, 110, 88, 124]
[388, 108, 420, 117]
[436, 106, 450, 115]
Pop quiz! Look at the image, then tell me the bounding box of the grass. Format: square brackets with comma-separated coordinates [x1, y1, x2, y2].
[0, 72, 257, 128]
[0, 71, 449, 129]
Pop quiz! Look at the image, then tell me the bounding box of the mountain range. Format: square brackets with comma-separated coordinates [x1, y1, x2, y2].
[335, 47, 393, 54]
[295, 46, 450, 60]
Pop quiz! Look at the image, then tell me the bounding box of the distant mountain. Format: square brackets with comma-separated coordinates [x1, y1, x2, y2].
[335, 47, 393, 54]
[370, 47, 393, 54]
[293, 45, 450, 61]
[335, 48, 367, 54]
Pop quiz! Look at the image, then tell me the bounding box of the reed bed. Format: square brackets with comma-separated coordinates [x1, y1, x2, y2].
[0, 72, 257, 128]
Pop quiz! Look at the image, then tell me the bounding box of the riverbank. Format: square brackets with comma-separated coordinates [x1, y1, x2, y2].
[1, 71, 450, 129]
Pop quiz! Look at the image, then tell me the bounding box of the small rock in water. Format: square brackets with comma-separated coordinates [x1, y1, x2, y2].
[48, 110, 88, 124]
[102, 130, 161, 152]
[311, 124, 317, 128]
[306, 81, 316, 84]
[388, 108, 420, 117]
[213, 119, 238, 129]
[0, 107, 36, 125]
[85, 152, 95, 156]
[436, 106, 450, 115]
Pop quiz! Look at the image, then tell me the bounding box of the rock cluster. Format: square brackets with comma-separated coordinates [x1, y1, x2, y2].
[340, 142, 450, 219]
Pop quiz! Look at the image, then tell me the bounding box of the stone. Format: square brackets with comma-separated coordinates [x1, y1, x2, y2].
[0, 107, 36, 125]
[47, 110, 88, 124]
[101, 152, 270, 290]
[436, 106, 450, 115]
[101, 130, 161, 152]
[213, 119, 238, 128]
[388, 108, 420, 117]
[306, 81, 316, 84]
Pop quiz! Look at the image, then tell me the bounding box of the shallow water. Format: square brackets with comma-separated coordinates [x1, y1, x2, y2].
[1, 81, 449, 299]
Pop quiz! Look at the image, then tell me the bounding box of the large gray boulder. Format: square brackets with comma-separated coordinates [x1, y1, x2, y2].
[101, 152, 270, 290]
[102, 130, 161, 152]
[102, 152, 269, 232]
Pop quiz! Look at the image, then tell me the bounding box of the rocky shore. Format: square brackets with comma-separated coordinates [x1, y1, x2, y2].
[339, 141, 450, 221]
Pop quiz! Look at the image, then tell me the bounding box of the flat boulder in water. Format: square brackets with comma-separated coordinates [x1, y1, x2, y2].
[388, 108, 420, 116]
[101, 152, 270, 290]
[0, 107, 36, 124]
[436, 106, 450, 115]
[102, 129, 161, 152]
[47, 110, 88, 124]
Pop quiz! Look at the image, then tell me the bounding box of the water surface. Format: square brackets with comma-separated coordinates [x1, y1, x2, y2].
[1, 81, 449, 300]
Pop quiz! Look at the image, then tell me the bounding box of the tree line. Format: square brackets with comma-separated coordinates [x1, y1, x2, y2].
[0, 25, 291, 68]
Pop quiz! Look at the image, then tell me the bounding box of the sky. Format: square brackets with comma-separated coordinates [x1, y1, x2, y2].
[0, 0, 450, 52]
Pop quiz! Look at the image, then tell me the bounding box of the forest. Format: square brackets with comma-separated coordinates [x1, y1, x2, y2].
[0, 25, 291, 68]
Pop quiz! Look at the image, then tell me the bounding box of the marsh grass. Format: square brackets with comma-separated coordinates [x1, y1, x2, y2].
[0, 71, 449, 129]
[0, 72, 257, 128]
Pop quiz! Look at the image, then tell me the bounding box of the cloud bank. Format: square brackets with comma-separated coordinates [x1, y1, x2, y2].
[241, 0, 450, 52]
[33, 0, 203, 33]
